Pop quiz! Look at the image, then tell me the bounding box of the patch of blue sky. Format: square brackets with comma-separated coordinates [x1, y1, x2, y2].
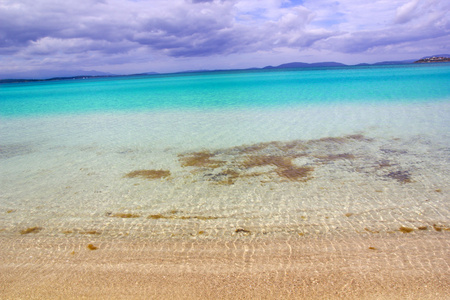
[311, 14, 345, 28]
[236, 8, 270, 22]
[281, 0, 305, 8]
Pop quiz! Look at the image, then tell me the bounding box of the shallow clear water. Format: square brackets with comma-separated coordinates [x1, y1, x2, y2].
[1, 64, 449, 241]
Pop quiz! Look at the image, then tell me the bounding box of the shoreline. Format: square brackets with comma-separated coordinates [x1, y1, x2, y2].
[1, 233, 449, 299]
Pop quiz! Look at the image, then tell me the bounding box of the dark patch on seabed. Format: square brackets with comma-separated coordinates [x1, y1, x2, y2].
[147, 210, 219, 220]
[0, 143, 35, 159]
[126, 133, 424, 186]
[176, 134, 367, 185]
[124, 169, 171, 179]
[385, 170, 413, 183]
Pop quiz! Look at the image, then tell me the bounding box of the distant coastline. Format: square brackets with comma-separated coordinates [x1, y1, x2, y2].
[1, 54, 449, 84]
[414, 56, 450, 63]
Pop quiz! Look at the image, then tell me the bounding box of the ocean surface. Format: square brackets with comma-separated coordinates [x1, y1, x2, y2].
[1, 63, 450, 241]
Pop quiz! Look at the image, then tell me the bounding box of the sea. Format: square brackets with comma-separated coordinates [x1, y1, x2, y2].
[1, 63, 449, 241]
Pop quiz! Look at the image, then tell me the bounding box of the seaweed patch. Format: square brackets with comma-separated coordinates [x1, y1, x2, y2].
[235, 228, 251, 235]
[241, 155, 314, 182]
[276, 166, 314, 181]
[148, 211, 219, 220]
[399, 226, 414, 233]
[432, 224, 450, 231]
[20, 227, 42, 234]
[174, 135, 378, 185]
[179, 151, 225, 168]
[124, 169, 171, 179]
[179, 145, 315, 184]
[79, 230, 101, 235]
[241, 155, 293, 169]
[386, 171, 413, 183]
[87, 244, 98, 250]
[110, 213, 141, 218]
[123, 134, 420, 187]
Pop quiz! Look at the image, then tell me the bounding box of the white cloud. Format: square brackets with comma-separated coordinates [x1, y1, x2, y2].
[395, 0, 420, 24]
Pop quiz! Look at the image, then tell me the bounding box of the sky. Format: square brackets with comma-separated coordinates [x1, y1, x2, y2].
[1, 0, 449, 78]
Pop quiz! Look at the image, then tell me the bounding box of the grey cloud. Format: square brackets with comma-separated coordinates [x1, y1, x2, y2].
[0, 1, 134, 46]
[134, 9, 255, 57]
[320, 0, 450, 54]
[165, 28, 251, 57]
[1, 0, 328, 60]
[2, 0, 449, 75]
[191, 0, 215, 3]
[325, 24, 449, 54]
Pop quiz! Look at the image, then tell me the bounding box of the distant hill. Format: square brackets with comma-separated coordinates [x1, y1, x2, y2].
[265, 55, 450, 70]
[372, 59, 417, 65]
[264, 61, 347, 69]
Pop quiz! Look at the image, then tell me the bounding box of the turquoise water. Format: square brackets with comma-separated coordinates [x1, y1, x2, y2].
[1, 64, 450, 117]
[1, 63, 449, 243]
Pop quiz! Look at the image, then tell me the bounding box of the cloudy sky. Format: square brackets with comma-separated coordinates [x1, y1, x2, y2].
[1, 0, 449, 78]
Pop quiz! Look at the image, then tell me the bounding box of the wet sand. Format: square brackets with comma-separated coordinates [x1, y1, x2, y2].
[1, 233, 449, 299]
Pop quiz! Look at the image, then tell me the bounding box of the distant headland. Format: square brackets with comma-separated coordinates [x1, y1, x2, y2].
[414, 56, 450, 63]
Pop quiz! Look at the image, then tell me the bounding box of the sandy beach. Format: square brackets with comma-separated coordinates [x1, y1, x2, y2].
[1, 232, 449, 299]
